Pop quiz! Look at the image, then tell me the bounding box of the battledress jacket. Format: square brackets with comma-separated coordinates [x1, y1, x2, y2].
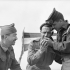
[52, 26, 70, 70]
[0, 45, 22, 70]
[53, 26, 70, 56]
[26, 37, 61, 70]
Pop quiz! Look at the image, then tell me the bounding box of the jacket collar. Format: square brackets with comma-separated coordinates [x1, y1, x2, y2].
[62, 26, 70, 36]
[0, 46, 6, 61]
[0, 45, 15, 61]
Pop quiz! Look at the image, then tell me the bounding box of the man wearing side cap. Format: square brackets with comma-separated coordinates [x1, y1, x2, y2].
[0, 23, 22, 70]
[46, 8, 70, 70]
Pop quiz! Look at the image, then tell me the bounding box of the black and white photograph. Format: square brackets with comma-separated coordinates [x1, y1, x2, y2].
[0, 0, 70, 70]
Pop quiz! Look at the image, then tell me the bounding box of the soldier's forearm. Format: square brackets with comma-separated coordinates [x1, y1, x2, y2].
[53, 42, 65, 51]
[27, 49, 44, 65]
[53, 41, 70, 50]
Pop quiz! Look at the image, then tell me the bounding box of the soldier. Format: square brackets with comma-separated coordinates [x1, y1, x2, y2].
[0, 23, 22, 70]
[46, 8, 70, 70]
[26, 22, 62, 70]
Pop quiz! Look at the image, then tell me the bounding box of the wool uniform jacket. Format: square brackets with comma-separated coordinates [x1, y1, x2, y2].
[0, 45, 22, 70]
[26, 37, 62, 70]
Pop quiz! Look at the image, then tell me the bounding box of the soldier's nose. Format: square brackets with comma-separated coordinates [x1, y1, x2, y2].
[45, 33, 47, 37]
[15, 36, 18, 40]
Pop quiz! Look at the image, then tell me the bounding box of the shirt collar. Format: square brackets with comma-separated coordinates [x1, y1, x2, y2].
[0, 42, 8, 52]
[0, 44, 15, 61]
[0, 45, 6, 61]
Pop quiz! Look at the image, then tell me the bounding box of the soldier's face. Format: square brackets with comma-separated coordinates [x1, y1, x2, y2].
[53, 21, 61, 31]
[53, 20, 68, 31]
[40, 26, 52, 39]
[4, 32, 17, 48]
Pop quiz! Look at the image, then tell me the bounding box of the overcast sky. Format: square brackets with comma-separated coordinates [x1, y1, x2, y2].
[0, 0, 70, 32]
[0, 0, 70, 70]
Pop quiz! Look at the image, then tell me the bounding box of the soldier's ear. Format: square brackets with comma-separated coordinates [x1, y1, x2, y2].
[3, 35, 7, 39]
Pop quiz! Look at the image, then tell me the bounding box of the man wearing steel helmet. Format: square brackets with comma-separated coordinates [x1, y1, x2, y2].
[0, 23, 22, 70]
[46, 8, 70, 70]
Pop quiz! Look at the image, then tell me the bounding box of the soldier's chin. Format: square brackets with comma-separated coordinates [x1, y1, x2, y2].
[12, 42, 15, 45]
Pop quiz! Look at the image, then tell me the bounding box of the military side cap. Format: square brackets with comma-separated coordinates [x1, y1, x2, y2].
[0, 23, 17, 35]
[40, 22, 53, 30]
[47, 8, 64, 22]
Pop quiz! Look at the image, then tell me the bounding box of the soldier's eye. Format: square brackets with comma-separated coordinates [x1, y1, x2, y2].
[43, 32, 46, 34]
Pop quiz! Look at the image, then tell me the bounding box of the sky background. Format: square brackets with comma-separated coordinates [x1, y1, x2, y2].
[0, 0, 70, 70]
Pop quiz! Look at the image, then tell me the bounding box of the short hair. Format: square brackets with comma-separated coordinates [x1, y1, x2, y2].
[40, 23, 52, 30]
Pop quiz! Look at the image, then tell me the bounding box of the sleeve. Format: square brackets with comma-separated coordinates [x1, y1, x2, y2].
[53, 32, 70, 53]
[61, 32, 70, 53]
[10, 58, 22, 70]
[53, 42, 66, 51]
[27, 41, 44, 65]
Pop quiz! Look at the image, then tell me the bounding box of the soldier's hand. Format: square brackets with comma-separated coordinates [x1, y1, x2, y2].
[40, 39, 48, 52]
[45, 38, 53, 47]
[45, 38, 52, 42]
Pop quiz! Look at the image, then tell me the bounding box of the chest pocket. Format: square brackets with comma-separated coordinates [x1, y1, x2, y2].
[61, 33, 70, 54]
[66, 33, 70, 41]
[0, 54, 13, 69]
[63, 26, 70, 41]
[6, 51, 15, 68]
